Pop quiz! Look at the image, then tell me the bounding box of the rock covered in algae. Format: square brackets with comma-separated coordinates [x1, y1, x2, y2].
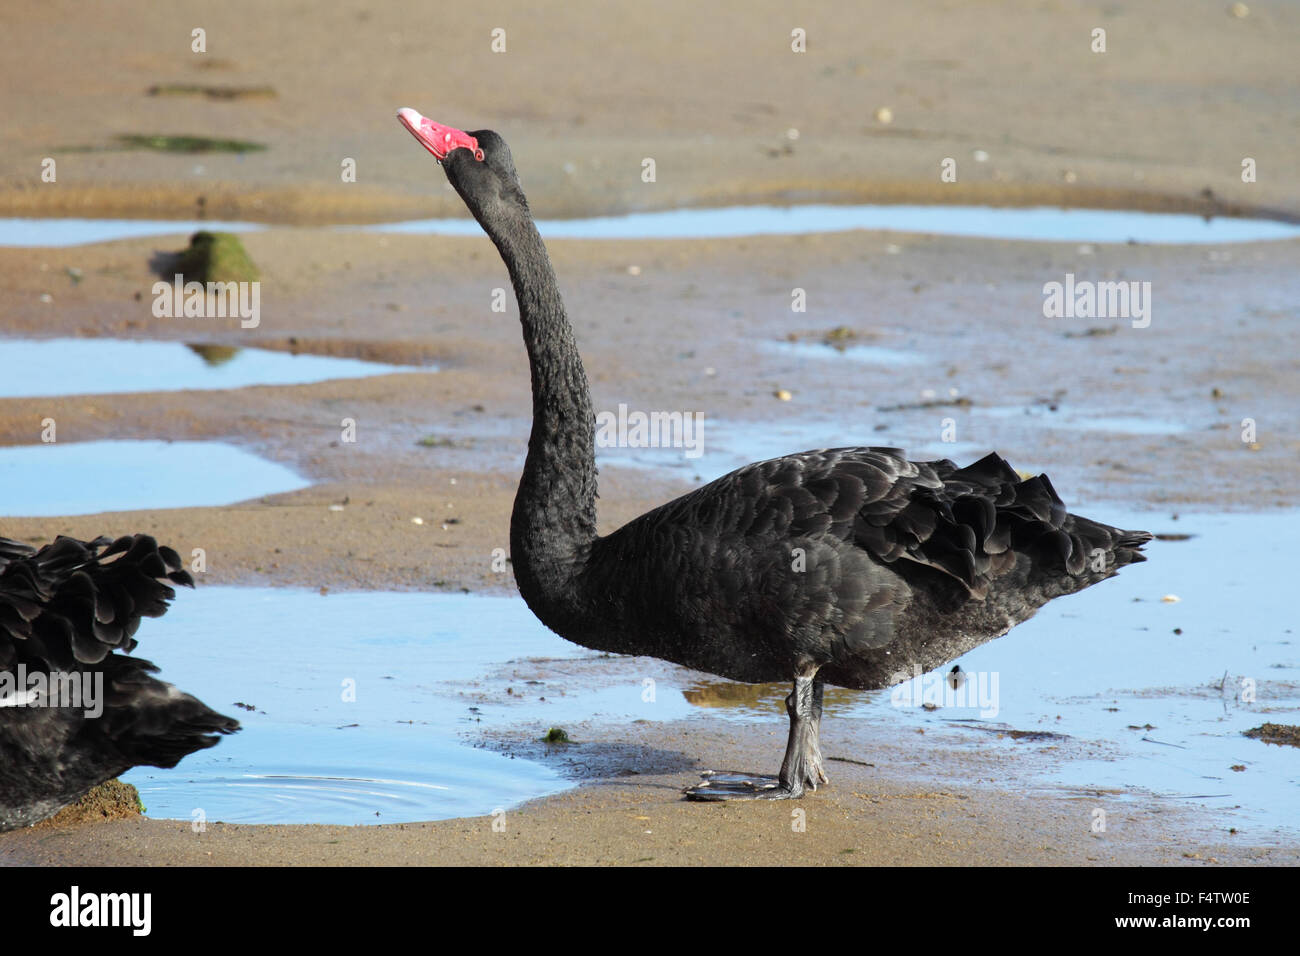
[35, 779, 144, 829]
[176, 230, 259, 283]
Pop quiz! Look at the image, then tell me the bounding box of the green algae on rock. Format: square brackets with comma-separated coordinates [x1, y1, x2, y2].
[177, 231, 259, 283]
[35, 779, 144, 829]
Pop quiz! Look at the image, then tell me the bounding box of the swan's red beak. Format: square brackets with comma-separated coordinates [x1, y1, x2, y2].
[397, 108, 483, 162]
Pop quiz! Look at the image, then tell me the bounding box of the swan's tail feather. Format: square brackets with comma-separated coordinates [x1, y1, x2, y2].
[103, 657, 240, 768]
[1064, 514, 1153, 569]
[904, 454, 1151, 592]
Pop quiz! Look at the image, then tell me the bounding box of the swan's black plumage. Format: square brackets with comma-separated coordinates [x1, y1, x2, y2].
[585, 448, 1150, 689]
[0, 534, 238, 830]
[400, 111, 1151, 799]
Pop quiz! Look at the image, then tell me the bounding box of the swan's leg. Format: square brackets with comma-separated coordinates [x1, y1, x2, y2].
[806, 676, 828, 786]
[777, 673, 827, 789]
[684, 673, 828, 801]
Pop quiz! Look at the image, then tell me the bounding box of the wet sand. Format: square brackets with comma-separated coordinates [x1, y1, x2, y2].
[5, 714, 1295, 867]
[2, 0, 1298, 865]
[3, 0, 1298, 224]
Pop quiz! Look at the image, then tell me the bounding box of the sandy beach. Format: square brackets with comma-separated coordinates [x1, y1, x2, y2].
[1, 0, 1297, 866]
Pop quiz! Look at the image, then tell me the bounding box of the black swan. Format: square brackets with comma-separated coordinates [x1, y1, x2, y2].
[0, 533, 238, 830]
[397, 108, 1152, 799]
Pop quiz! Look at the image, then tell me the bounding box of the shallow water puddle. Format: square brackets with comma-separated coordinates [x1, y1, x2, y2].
[366, 205, 1300, 244]
[0, 440, 308, 515]
[6, 204, 1300, 247]
[122, 589, 687, 825]
[0, 219, 266, 247]
[121, 513, 1296, 831]
[0, 339, 431, 399]
[763, 339, 926, 366]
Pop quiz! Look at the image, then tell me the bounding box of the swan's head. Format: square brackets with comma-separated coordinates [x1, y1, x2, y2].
[397, 108, 526, 220]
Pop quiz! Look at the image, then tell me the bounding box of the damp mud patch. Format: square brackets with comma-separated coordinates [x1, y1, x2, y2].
[111, 134, 267, 154]
[146, 84, 277, 101]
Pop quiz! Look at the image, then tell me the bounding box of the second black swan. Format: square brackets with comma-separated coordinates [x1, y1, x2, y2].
[397, 107, 1152, 800]
[0, 533, 238, 829]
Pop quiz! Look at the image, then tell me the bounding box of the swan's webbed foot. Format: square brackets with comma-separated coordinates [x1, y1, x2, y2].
[683, 675, 828, 802]
[683, 771, 804, 801]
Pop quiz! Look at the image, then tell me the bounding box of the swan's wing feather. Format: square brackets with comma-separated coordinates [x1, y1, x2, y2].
[614, 447, 1149, 600]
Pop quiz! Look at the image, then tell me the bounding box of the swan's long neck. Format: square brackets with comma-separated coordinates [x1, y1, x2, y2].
[484, 210, 598, 609]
